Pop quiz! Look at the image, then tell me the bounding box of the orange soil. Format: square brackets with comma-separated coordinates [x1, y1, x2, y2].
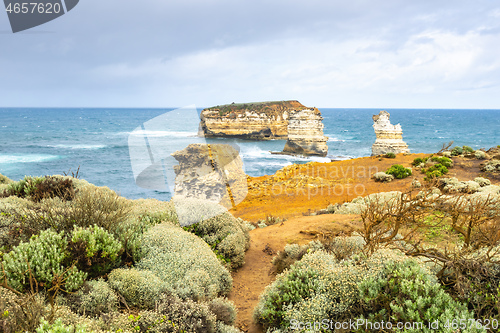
[227, 153, 498, 332]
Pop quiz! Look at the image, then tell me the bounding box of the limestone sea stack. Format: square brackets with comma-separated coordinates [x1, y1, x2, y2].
[371, 110, 410, 156]
[171, 143, 247, 209]
[281, 108, 328, 157]
[199, 100, 328, 156]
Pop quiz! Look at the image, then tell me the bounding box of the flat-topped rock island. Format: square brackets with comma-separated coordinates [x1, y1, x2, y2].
[198, 100, 328, 156]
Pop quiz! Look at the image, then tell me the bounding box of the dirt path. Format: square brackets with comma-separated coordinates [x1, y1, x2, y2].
[228, 214, 360, 333]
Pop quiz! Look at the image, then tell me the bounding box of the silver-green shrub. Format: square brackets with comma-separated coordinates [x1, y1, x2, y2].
[70, 279, 118, 317]
[0, 173, 12, 184]
[184, 212, 250, 270]
[372, 171, 394, 182]
[172, 197, 227, 227]
[358, 259, 482, 333]
[1, 229, 86, 292]
[208, 297, 237, 326]
[254, 248, 407, 331]
[36, 318, 87, 333]
[107, 268, 166, 309]
[137, 223, 232, 301]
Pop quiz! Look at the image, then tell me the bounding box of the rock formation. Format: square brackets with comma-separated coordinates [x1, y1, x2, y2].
[281, 108, 328, 157]
[171, 143, 248, 210]
[371, 110, 409, 156]
[199, 100, 328, 156]
[198, 101, 299, 139]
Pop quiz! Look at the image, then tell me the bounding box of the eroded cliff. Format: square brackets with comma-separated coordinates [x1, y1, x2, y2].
[199, 100, 328, 156]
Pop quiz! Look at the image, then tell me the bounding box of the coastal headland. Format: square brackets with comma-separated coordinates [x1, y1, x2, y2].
[229, 152, 498, 221]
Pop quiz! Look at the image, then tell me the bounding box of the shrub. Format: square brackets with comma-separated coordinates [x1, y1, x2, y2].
[68, 279, 118, 317]
[0, 288, 46, 333]
[385, 164, 412, 179]
[136, 223, 232, 301]
[431, 156, 453, 168]
[475, 177, 491, 187]
[1, 176, 76, 202]
[357, 260, 477, 332]
[322, 235, 365, 261]
[255, 248, 407, 330]
[0, 174, 12, 185]
[33, 186, 131, 235]
[183, 212, 250, 270]
[1, 229, 86, 293]
[385, 152, 396, 158]
[412, 157, 426, 167]
[36, 318, 87, 333]
[108, 268, 166, 309]
[271, 241, 324, 274]
[69, 225, 123, 278]
[372, 172, 394, 182]
[481, 160, 500, 173]
[463, 145, 474, 153]
[475, 150, 487, 159]
[451, 146, 463, 156]
[134, 294, 217, 333]
[172, 197, 226, 227]
[208, 297, 237, 326]
[423, 164, 449, 180]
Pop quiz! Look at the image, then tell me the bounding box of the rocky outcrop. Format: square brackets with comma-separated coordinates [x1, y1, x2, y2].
[371, 110, 410, 156]
[171, 143, 248, 210]
[199, 101, 305, 140]
[281, 108, 328, 157]
[199, 100, 328, 156]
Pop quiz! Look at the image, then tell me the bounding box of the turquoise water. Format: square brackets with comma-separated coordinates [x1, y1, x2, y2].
[0, 108, 499, 200]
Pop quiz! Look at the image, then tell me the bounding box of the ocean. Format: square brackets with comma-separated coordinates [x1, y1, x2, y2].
[0, 108, 499, 201]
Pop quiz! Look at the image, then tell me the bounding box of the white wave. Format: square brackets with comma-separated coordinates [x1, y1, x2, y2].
[328, 137, 345, 142]
[125, 130, 199, 138]
[49, 144, 107, 150]
[0, 154, 61, 164]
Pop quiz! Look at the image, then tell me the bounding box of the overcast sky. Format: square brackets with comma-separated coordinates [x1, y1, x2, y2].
[1, 0, 500, 109]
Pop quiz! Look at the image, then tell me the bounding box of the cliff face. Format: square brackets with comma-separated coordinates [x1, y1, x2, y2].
[371, 110, 410, 156]
[171, 143, 248, 210]
[198, 100, 308, 140]
[282, 108, 328, 157]
[199, 100, 328, 156]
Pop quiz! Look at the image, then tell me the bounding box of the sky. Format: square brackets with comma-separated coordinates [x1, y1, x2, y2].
[1, 0, 500, 109]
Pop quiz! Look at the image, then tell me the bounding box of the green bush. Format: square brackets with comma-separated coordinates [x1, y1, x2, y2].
[136, 223, 232, 301]
[385, 164, 412, 179]
[183, 212, 250, 270]
[385, 152, 396, 158]
[357, 260, 479, 332]
[1, 229, 86, 293]
[254, 248, 407, 331]
[451, 146, 463, 156]
[412, 157, 427, 166]
[36, 318, 87, 333]
[1, 176, 76, 202]
[463, 145, 474, 153]
[0, 174, 12, 185]
[424, 164, 449, 180]
[431, 156, 453, 168]
[68, 279, 118, 317]
[108, 268, 166, 309]
[69, 225, 123, 278]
